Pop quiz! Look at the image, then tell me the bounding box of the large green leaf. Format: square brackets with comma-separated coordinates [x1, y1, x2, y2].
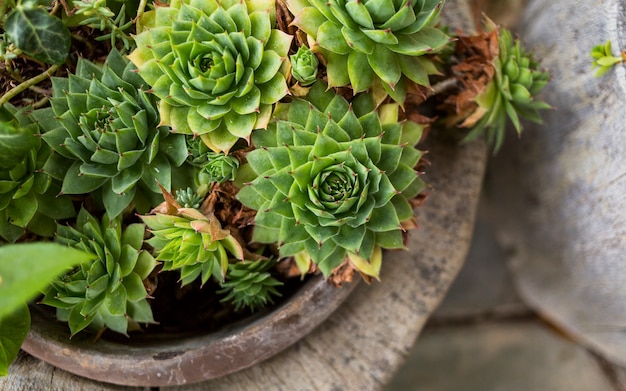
[0, 304, 29, 377]
[0, 243, 95, 320]
[4, 7, 71, 65]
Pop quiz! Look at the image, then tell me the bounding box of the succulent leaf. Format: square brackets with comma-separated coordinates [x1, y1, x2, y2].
[287, 0, 448, 103]
[34, 49, 191, 217]
[42, 208, 157, 336]
[128, 0, 292, 154]
[237, 82, 425, 277]
[0, 104, 75, 242]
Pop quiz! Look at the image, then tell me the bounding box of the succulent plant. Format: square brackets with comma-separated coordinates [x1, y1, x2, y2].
[34, 49, 189, 218]
[141, 205, 244, 286]
[41, 208, 158, 336]
[202, 152, 240, 184]
[591, 40, 625, 77]
[218, 258, 283, 311]
[175, 187, 204, 209]
[237, 82, 426, 278]
[461, 24, 551, 152]
[128, 0, 292, 154]
[287, 0, 449, 104]
[290, 46, 319, 86]
[0, 104, 75, 242]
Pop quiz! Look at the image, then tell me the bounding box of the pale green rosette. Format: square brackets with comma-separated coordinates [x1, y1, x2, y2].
[290, 46, 319, 86]
[128, 0, 292, 153]
[287, 0, 449, 104]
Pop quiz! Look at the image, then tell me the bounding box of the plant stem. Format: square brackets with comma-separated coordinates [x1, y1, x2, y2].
[0, 64, 59, 107]
[429, 78, 459, 98]
[135, 0, 148, 23]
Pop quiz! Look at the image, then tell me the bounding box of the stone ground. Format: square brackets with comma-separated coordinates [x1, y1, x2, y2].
[386, 198, 626, 390]
[385, 2, 626, 389]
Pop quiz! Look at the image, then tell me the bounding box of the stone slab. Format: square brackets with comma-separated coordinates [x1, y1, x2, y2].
[433, 210, 525, 319]
[387, 321, 615, 391]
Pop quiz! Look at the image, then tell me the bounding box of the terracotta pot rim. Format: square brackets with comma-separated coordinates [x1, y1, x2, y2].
[22, 274, 358, 387]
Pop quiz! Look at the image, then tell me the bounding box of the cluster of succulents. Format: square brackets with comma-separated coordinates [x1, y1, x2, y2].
[0, 0, 551, 341]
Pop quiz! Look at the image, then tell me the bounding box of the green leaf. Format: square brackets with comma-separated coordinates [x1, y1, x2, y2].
[0, 122, 37, 170]
[4, 7, 71, 65]
[348, 51, 375, 92]
[367, 45, 401, 86]
[62, 162, 107, 194]
[5, 192, 37, 228]
[0, 243, 95, 320]
[0, 304, 30, 377]
[317, 21, 351, 54]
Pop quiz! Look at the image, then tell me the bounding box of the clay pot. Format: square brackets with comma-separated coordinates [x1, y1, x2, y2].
[13, 1, 486, 388]
[22, 275, 355, 386]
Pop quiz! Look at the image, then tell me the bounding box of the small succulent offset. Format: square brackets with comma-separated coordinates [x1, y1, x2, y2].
[237, 82, 425, 278]
[290, 46, 319, 86]
[128, 0, 292, 153]
[591, 40, 625, 77]
[141, 200, 244, 287]
[42, 208, 158, 336]
[175, 187, 204, 209]
[0, 104, 74, 242]
[188, 142, 240, 185]
[287, 0, 449, 104]
[34, 49, 189, 218]
[218, 259, 283, 311]
[461, 24, 551, 152]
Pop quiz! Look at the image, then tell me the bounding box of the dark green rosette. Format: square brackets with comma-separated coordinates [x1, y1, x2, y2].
[238, 82, 426, 278]
[34, 49, 190, 218]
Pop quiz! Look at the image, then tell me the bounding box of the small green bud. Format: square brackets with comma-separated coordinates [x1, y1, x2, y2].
[516, 67, 533, 86]
[503, 59, 519, 80]
[200, 152, 240, 184]
[511, 84, 532, 103]
[290, 46, 319, 86]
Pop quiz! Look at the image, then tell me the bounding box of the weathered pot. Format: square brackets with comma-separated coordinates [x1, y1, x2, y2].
[21, 274, 356, 387]
[5, 1, 486, 388]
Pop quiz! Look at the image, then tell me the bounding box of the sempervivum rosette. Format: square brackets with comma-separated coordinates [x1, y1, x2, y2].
[287, 0, 449, 104]
[34, 49, 189, 218]
[218, 259, 283, 311]
[128, 0, 292, 153]
[456, 22, 551, 152]
[141, 204, 244, 287]
[0, 104, 75, 242]
[42, 208, 158, 336]
[237, 82, 426, 279]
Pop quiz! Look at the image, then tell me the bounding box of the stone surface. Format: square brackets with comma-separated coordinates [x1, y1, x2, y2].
[386, 321, 615, 391]
[433, 212, 524, 319]
[483, 0, 626, 367]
